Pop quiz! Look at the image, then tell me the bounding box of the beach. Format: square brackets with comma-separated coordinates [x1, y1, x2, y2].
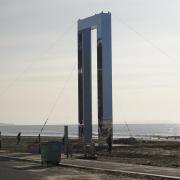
[1, 135, 180, 168]
[1, 135, 180, 179]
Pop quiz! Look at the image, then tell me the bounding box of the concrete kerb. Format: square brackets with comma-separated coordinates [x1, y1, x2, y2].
[0, 154, 180, 180]
[0, 154, 40, 164]
[59, 163, 180, 180]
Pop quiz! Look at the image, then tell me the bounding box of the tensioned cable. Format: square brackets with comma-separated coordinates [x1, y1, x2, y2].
[114, 89, 134, 138]
[124, 120, 133, 138]
[114, 14, 178, 127]
[113, 15, 180, 66]
[39, 60, 77, 134]
[113, 15, 180, 91]
[0, 21, 76, 97]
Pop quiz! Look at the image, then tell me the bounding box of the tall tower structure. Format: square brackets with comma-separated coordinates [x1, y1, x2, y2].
[78, 12, 112, 144]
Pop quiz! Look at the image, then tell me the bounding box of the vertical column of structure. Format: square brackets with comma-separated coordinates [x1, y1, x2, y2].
[97, 37, 103, 138]
[78, 28, 92, 144]
[97, 13, 113, 141]
[83, 28, 92, 144]
[78, 31, 83, 138]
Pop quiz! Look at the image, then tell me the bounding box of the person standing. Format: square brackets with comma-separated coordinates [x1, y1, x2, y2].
[106, 135, 112, 156]
[16, 132, 21, 145]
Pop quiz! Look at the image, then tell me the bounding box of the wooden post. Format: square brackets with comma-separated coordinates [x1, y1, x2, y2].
[64, 126, 69, 157]
[0, 132, 2, 150]
[38, 133, 41, 153]
[38, 133, 41, 143]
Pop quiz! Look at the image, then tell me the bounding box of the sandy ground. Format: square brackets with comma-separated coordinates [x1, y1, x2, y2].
[97, 140, 180, 168]
[1, 136, 180, 168]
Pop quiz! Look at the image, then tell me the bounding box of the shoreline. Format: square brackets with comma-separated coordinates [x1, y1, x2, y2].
[1, 134, 180, 141]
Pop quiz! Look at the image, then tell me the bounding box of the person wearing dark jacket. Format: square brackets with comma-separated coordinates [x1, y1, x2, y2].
[106, 135, 112, 155]
[16, 132, 21, 145]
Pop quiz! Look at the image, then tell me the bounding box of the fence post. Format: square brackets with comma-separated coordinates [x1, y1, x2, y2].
[64, 126, 69, 157]
[0, 132, 2, 150]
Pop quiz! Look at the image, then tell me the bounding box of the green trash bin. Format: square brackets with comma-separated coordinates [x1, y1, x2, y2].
[40, 141, 62, 166]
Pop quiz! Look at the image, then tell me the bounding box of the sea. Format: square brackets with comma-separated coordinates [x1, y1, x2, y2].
[0, 124, 180, 139]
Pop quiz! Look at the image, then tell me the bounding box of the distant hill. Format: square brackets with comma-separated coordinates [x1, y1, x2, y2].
[0, 123, 15, 126]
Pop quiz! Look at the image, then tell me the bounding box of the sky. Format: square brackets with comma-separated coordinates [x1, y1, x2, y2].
[0, 0, 180, 125]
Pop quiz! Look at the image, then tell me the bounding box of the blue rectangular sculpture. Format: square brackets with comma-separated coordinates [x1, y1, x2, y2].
[78, 12, 113, 144]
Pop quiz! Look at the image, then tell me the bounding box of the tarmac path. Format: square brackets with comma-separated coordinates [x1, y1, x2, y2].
[0, 157, 136, 180]
[1, 152, 180, 179]
[0, 157, 41, 180]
